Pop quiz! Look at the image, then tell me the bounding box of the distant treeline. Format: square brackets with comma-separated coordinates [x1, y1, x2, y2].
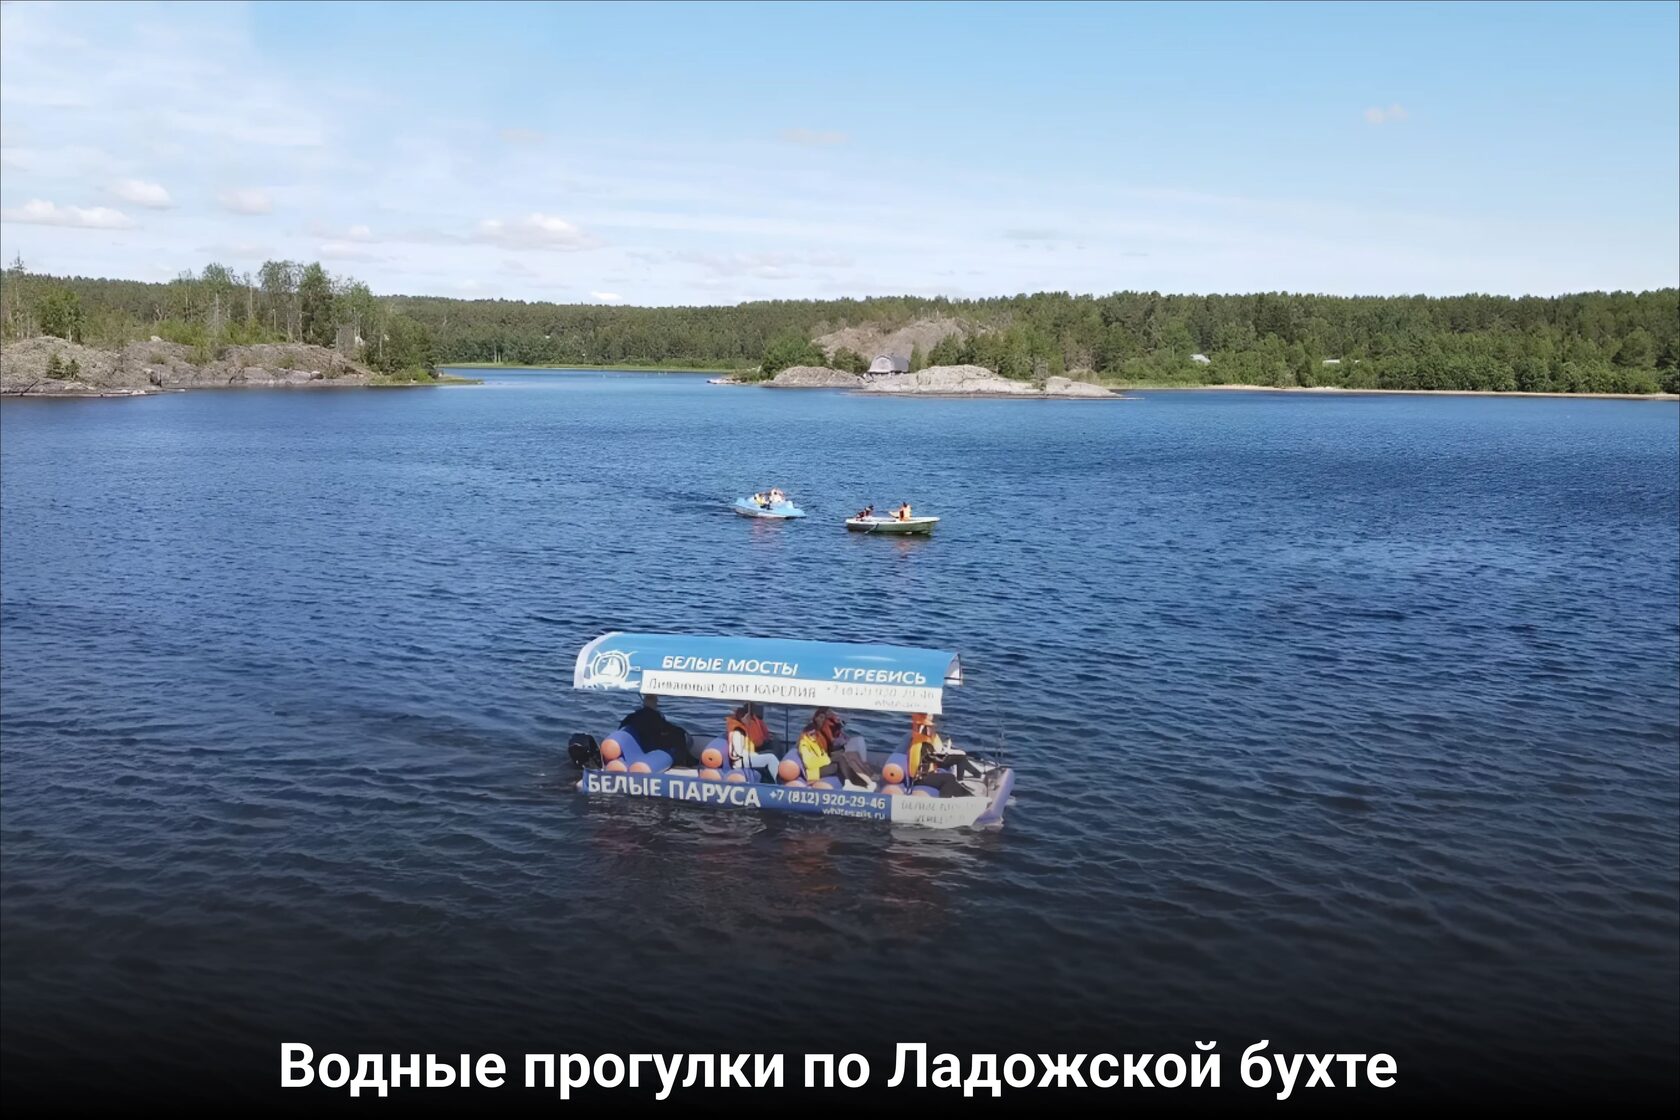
[3, 257, 1676, 393]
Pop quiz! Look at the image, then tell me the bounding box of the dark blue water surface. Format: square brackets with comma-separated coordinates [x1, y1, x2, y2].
[3, 372, 1677, 1106]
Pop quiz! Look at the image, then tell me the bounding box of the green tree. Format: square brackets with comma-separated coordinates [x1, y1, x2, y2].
[335, 280, 378, 355]
[259, 259, 299, 338]
[909, 343, 926, 371]
[831, 346, 867, 374]
[38, 286, 85, 341]
[373, 313, 436, 376]
[759, 333, 824, 375]
[297, 263, 335, 347]
[929, 333, 964, 365]
[1615, 328, 1655, 368]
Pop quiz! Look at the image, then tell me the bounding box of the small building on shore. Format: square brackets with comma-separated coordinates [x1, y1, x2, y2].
[867, 353, 910, 376]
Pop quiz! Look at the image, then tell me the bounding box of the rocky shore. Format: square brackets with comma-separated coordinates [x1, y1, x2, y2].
[761, 365, 865, 389]
[762, 363, 1120, 398]
[1, 336, 382, 397]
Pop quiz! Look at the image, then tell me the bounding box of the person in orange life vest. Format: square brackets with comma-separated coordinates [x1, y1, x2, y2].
[908, 712, 973, 797]
[797, 708, 877, 787]
[894, 501, 913, 522]
[726, 701, 779, 780]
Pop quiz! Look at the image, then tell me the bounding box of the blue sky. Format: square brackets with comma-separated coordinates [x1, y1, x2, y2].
[1, 0, 1675, 304]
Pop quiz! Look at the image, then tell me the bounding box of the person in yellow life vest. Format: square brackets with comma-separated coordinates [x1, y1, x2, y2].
[751, 492, 769, 508]
[726, 701, 779, 780]
[907, 712, 974, 797]
[798, 708, 877, 787]
[908, 712, 938, 778]
[894, 501, 913, 521]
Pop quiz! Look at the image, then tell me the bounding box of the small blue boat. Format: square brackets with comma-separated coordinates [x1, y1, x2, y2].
[734, 497, 805, 519]
[571, 632, 1015, 829]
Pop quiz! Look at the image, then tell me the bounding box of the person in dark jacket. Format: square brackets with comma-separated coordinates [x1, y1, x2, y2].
[619, 694, 696, 765]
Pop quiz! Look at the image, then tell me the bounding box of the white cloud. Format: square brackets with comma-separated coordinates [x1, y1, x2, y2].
[0, 144, 122, 178]
[1363, 104, 1409, 126]
[0, 198, 135, 229]
[196, 241, 272, 260]
[0, 83, 91, 110]
[110, 178, 173, 208]
[473, 212, 596, 251]
[161, 110, 324, 149]
[499, 127, 546, 145]
[590, 291, 623, 302]
[317, 240, 385, 261]
[310, 222, 375, 242]
[671, 250, 852, 279]
[218, 188, 272, 215]
[778, 128, 849, 146]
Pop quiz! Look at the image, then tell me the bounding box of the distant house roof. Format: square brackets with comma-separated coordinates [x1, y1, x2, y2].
[1190, 353, 1211, 364]
[868, 354, 910, 375]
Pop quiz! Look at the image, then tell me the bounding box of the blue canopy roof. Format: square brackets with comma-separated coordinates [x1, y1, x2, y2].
[573, 632, 963, 714]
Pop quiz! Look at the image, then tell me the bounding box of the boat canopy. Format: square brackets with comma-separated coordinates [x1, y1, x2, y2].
[573, 632, 963, 715]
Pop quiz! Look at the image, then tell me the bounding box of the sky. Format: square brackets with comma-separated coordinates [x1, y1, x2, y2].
[1, 0, 1676, 305]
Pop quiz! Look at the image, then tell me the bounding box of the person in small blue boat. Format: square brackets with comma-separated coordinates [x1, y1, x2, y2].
[619, 694, 697, 766]
[797, 708, 877, 787]
[751, 492, 769, 508]
[768, 487, 787, 505]
[893, 501, 913, 522]
[726, 702, 780, 781]
[855, 503, 875, 520]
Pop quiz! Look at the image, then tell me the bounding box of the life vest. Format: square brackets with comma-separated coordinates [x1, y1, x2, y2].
[909, 717, 938, 777]
[797, 730, 831, 781]
[725, 715, 769, 748]
[896, 504, 912, 521]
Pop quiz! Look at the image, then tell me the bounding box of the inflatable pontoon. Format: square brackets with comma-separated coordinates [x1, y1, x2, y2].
[571, 632, 1014, 829]
[734, 498, 805, 519]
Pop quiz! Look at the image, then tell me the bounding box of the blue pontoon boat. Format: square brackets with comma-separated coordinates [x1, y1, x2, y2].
[572, 632, 1015, 829]
[733, 497, 805, 519]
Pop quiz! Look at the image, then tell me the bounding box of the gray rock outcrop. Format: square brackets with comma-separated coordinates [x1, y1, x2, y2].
[765, 365, 865, 388]
[1, 336, 378, 396]
[1043, 375, 1117, 398]
[862, 365, 1039, 395]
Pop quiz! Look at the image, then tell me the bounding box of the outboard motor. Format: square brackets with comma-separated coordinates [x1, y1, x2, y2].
[567, 733, 602, 770]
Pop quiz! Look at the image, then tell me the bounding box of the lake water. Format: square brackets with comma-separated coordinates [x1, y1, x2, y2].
[2, 371, 1676, 1106]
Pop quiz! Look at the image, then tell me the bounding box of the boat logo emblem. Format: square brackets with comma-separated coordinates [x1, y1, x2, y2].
[586, 649, 633, 687]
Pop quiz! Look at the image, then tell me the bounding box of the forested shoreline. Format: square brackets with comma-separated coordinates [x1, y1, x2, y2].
[2, 258, 1675, 394]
